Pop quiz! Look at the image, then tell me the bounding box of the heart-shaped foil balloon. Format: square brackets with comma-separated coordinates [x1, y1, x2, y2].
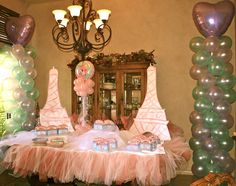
[5, 15, 35, 46]
[192, 0, 235, 38]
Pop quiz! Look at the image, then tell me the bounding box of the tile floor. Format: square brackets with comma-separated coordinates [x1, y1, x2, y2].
[0, 170, 197, 186]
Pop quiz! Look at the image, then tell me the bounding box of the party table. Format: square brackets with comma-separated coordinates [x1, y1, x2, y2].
[0, 131, 185, 186]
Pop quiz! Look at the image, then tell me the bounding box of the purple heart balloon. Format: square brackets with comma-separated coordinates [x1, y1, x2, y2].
[5, 15, 35, 46]
[192, 0, 235, 38]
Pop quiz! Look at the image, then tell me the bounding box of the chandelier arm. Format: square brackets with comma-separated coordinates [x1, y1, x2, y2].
[52, 26, 75, 52]
[100, 24, 112, 46]
[72, 21, 81, 43]
[56, 31, 74, 47]
[88, 24, 112, 48]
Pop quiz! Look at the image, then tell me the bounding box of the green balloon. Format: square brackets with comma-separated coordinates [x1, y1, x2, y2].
[211, 126, 229, 139]
[203, 111, 220, 129]
[192, 50, 211, 67]
[189, 37, 204, 53]
[192, 86, 207, 100]
[208, 59, 225, 76]
[20, 77, 34, 91]
[12, 108, 27, 123]
[216, 73, 236, 90]
[207, 163, 222, 174]
[12, 66, 27, 80]
[192, 163, 208, 178]
[189, 137, 202, 151]
[223, 88, 236, 103]
[219, 36, 232, 49]
[194, 97, 213, 113]
[219, 136, 234, 152]
[4, 119, 21, 134]
[26, 87, 40, 100]
[193, 149, 210, 164]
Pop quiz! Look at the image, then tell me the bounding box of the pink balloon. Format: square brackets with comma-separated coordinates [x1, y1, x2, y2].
[5, 15, 35, 46]
[88, 88, 94, 95]
[79, 91, 87, 97]
[86, 79, 95, 88]
[192, 0, 235, 37]
[73, 86, 79, 92]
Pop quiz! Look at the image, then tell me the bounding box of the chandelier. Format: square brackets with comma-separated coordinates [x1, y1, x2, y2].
[52, 0, 112, 60]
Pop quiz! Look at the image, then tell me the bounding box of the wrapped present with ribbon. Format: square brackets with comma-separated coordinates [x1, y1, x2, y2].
[147, 134, 161, 146]
[57, 124, 69, 135]
[126, 138, 141, 152]
[140, 139, 153, 151]
[93, 120, 117, 131]
[92, 137, 110, 152]
[47, 125, 58, 136]
[107, 138, 118, 150]
[93, 120, 104, 130]
[35, 125, 48, 136]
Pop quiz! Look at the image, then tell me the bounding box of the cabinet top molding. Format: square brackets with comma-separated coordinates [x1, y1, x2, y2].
[68, 50, 156, 69]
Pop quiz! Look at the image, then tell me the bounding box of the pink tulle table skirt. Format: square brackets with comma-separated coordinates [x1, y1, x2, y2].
[2, 144, 180, 185]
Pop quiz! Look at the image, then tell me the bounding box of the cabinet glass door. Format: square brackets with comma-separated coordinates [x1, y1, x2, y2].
[124, 72, 142, 116]
[99, 72, 117, 121]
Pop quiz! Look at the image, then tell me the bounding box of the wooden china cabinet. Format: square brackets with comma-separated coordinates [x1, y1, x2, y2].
[68, 50, 155, 125]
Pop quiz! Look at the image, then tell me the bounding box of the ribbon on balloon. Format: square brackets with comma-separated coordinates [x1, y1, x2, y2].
[73, 60, 95, 126]
[190, 0, 235, 178]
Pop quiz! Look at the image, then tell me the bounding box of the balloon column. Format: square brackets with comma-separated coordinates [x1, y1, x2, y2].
[73, 60, 95, 126]
[189, 0, 235, 178]
[0, 15, 38, 137]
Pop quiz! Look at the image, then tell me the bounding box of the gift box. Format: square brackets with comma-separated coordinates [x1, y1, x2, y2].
[92, 137, 110, 152]
[108, 138, 118, 150]
[93, 120, 117, 132]
[126, 139, 141, 151]
[35, 126, 48, 136]
[140, 140, 152, 151]
[47, 125, 58, 136]
[93, 123, 103, 130]
[57, 124, 69, 135]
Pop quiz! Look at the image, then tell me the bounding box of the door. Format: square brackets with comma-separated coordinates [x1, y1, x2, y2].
[97, 71, 118, 121]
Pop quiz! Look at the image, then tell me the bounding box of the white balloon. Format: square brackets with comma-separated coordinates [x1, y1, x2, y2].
[13, 87, 26, 101]
[19, 55, 34, 69]
[20, 98, 36, 112]
[11, 44, 25, 59]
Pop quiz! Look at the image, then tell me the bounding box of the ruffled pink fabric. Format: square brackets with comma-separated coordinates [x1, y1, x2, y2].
[3, 144, 179, 185]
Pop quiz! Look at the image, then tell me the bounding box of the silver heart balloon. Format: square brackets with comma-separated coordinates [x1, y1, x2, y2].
[5, 15, 35, 46]
[192, 0, 235, 37]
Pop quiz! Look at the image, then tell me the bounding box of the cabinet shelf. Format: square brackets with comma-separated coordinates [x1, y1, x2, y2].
[124, 88, 141, 91]
[100, 107, 116, 110]
[100, 88, 116, 91]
